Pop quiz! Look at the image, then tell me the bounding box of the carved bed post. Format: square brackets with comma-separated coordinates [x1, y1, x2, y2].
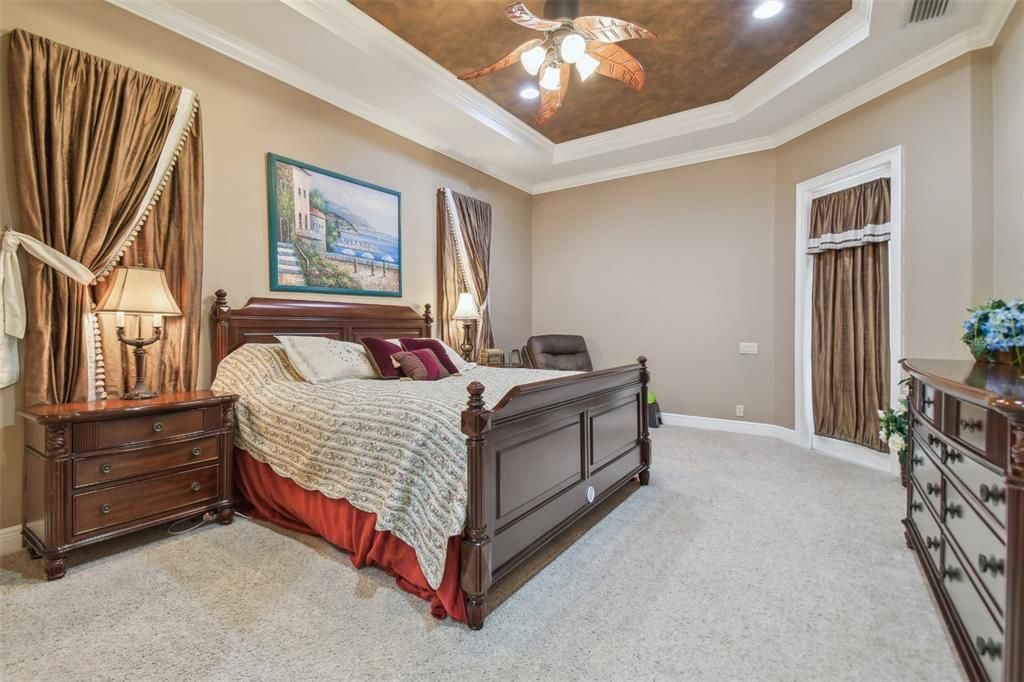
[423, 303, 433, 338]
[638, 356, 652, 486]
[461, 381, 492, 630]
[212, 289, 231, 373]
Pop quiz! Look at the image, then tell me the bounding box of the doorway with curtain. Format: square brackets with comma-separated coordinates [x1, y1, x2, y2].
[794, 147, 903, 474]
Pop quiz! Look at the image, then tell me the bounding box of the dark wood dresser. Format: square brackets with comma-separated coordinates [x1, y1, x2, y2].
[901, 359, 1023, 681]
[19, 391, 238, 580]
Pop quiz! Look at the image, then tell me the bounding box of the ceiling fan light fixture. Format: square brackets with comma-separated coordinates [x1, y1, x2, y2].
[520, 45, 547, 75]
[520, 86, 540, 99]
[753, 0, 784, 19]
[575, 53, 600, 81]
[539, 65, 562, 90]
[559, 32, 586, 63]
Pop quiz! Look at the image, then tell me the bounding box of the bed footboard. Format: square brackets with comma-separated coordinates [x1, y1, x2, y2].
[460, 357, 652, 629]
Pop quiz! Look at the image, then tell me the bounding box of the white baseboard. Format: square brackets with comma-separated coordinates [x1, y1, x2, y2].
[660, 412, 897, 476]
[0, 525, 22, 556]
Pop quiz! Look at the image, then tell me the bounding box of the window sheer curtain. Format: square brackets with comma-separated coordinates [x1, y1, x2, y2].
[436, 188, 494, 352]
[9, 29, 203, 404]
[809, 178, 891, 451]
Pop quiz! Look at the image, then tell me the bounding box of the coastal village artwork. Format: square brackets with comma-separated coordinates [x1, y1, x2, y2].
[268, 154, 401, 296]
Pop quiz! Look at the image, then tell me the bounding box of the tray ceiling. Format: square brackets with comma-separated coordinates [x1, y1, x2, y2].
[349, 0, 852, 143]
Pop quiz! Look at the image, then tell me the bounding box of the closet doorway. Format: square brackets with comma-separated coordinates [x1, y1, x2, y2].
[794, 146, 903, 474]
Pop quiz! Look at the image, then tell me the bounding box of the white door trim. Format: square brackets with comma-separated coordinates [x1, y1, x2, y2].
[794, 145, 904, 475]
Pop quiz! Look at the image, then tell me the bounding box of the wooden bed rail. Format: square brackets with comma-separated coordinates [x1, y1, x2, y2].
[460, 357, 652, 629]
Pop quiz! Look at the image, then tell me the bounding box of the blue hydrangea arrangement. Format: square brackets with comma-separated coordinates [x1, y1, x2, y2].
[962, 299, 1024, 367]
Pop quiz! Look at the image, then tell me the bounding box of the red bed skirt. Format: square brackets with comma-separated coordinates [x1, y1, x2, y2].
[234, 448, 467, 622]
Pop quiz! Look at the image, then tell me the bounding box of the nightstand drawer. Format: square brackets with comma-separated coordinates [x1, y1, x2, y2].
[72, 464, 219, 535]
[73, 435, 219, 487]
[74, 409, 206, 451]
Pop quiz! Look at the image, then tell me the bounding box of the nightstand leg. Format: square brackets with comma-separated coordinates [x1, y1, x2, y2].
[25, 545, 40, 560]
[217, 507, 235, 525]
[43, 554, 66, 581]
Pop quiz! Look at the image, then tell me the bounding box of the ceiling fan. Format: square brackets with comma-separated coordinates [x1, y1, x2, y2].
[458, 1, 656, 125]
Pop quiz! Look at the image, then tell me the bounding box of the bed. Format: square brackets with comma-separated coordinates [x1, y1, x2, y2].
[210, 290, 651, 629]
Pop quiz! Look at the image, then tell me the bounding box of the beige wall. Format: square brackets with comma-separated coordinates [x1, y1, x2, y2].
[992, 3, 1024, 298]
[0, 1, 533, 529]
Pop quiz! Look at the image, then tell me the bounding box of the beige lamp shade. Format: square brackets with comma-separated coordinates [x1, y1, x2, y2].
[95, 266, 182, 315]
[452, 292, 480, 320]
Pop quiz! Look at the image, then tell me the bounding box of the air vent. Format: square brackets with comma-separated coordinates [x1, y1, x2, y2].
[908, 0, 951, 24]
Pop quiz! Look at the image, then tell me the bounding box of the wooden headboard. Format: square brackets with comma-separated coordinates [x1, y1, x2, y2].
[211, 289, 432, 372]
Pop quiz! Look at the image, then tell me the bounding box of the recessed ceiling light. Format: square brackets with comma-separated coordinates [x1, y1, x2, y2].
[753, 0, 784, 19]
[520, 86, 540, 100]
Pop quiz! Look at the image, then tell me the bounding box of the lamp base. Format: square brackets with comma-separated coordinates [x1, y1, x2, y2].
[459, 321, 475, 362]
[122, 387, 158, 401]
[116, 325, 162, 401]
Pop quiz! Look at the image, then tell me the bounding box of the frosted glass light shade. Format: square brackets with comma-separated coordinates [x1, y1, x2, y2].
[575, 53, 600, 81]
[559, 33, 586, 63]
[95, 266, 181, 316]
[520, 46, 546, 75]
[452, 292, 480, 320]
[539, 65, 562, 91]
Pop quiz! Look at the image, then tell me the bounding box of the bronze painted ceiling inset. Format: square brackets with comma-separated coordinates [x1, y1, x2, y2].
[349, 1, 853, 143]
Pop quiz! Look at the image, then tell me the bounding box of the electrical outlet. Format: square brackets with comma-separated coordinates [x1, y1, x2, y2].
[735, 405, 745, 417]
[739, 342, 759, 355]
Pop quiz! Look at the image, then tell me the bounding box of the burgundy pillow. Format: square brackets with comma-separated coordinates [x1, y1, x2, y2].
[360, 337, 404, 378]
[399, 337, 460, 374]
[391, 349, 451, 381]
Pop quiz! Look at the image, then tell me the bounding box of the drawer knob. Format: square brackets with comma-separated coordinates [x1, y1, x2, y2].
[978, 554, 1006, 576]
[190, 482, 201, 492]
[959, 418, 983, 433]
[153, 422, 163, 433]
[979, 484, 1006, 505]
[910, 501, 923, 513]
[942, 566, 961, 582]
[975, 637, 1002, 660]
[923, 397, 934, 407]
[945, 450, 963, 464]
[926, 433, 940, 447]
[191, 447, 202, 457]
[925, 536, 941, 550]
[100, 503, 112, 514]
[926, 482, 940, 497]
[911, 456, 924, 467]
[100, 463, 113, 474]
[944, 503, 963, 519]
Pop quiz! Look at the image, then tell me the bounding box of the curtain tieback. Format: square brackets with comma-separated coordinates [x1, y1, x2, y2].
[1, 228, 95, 388]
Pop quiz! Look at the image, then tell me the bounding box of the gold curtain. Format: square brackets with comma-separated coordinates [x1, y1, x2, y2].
[436, 189, 494, 351]
[809, 179, 891, 451]
[9, 29, 202, 404]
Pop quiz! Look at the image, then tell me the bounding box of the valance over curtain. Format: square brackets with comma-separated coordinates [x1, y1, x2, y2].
[437, 188, 494, 353]
[808, 177, 891, 451]
[7, 29, 203, 404]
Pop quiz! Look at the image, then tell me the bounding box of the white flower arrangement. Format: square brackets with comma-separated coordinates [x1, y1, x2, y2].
[879, 379, 911, 464]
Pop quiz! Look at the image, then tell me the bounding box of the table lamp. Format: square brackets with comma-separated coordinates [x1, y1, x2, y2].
[452, 292, 480, 362]
[95, 266, 181, 400]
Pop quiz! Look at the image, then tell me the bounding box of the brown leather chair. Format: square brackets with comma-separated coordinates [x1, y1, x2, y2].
[522, 335, 593, 371]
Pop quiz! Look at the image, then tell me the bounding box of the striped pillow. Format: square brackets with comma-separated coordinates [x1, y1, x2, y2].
[391, 349, 451, 381]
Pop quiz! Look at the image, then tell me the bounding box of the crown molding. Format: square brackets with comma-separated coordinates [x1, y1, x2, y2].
[106, 0, 537, 193]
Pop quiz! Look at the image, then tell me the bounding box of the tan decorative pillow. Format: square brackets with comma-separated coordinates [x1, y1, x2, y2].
[275, 336, 376, 383]
[391, 349, 451, 381]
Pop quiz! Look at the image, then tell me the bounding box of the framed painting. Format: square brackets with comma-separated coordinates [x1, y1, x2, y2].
[267, 153, 402, 296]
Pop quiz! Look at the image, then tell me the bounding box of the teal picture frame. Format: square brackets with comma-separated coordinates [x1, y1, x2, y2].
[267, 153, 402, 297]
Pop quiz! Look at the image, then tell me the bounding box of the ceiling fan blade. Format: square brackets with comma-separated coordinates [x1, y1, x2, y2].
[588, 42, 646, 91]
[573, 16, 656, 43]
[535, 63, 571, 125]
[458, 39, 542, 81]
[506, 2, 563, 31]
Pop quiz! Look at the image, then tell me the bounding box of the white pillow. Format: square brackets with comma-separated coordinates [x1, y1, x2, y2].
[435, 339, 476, 372]
[275, 336, 376, 383]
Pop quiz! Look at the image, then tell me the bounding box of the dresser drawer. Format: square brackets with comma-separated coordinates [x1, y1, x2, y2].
[73, 435, 219, 487]
[917, 381, 940, 425]
[944, 484, 1007, 618]
[72, 464, 219, 535]
[944, 444, 1007, 530]
[910, 435, 943, 513]
[942, 547, 1006, 681]
[73, 409, 207, 452]
[909, 482, 943, 575]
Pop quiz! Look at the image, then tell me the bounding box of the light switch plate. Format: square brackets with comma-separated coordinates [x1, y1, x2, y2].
[735, 405, 745, 417]
[739, 342, 759, 355]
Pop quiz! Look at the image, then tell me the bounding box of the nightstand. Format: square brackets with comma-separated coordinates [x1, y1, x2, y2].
[19, 391, 238, 580]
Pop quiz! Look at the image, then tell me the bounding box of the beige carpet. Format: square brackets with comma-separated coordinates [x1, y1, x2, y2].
[0, 427, 963, 681]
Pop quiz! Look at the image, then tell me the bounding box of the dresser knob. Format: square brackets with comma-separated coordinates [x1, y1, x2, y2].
[100, 503, 112, 514]
[978, 554, 1005, 576]
[153, 422, 163, 433]
[926, 482, 940, 496]
[979, 484, 1006, 505]
[191, 447, 202, 457]
[923, 397, 934, 407]
[927, 433, 940, 447]
[975, 637, 1002, 660]
[911, 501, 923, 513]
[911, 456, 924, 467]
[100, 463, 113, 474]
[944, 503, 963, 519]
[925, 537, 941, 550]
[960, 418, 983, 433]
[945, 449, 963, 464]
[190, 482, 201, 492]
[942, 566, 961, 582]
